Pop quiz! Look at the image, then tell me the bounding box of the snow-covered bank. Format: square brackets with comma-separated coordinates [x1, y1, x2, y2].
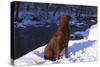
[15, 24, 97, 65]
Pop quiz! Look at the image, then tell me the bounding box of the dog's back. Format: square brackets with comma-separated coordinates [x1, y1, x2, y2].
[44, 31, 66, 61]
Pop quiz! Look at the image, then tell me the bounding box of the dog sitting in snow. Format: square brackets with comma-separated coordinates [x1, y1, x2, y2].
[44, 15, 71, 61]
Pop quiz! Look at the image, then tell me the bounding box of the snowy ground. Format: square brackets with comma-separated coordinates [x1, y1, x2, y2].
[15, 24, 97, 66]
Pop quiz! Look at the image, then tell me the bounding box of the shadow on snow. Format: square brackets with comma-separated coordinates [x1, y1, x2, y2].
[35, 40, 96, 58]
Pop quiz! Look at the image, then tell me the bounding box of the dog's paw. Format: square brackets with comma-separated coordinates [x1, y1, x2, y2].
[65, 55, 69, 58]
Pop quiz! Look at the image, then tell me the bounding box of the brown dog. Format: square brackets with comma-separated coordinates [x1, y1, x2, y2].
[44, 15, 71, 61]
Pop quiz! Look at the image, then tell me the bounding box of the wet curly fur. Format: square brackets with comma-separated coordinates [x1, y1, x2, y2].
[44, 15, 71, 61]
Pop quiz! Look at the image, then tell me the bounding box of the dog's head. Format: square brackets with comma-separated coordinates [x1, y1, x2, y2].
[58, 15, 71, 26]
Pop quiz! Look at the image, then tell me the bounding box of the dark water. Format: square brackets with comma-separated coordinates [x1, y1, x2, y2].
[14, 25, 57, 59]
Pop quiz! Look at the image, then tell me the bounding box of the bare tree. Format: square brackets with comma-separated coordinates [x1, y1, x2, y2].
[14, 2, 20, 19]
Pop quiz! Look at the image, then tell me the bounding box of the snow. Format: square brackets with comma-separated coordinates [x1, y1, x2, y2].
[15, 24, 97, 66]
[88, 25, 97, 40]
[74, 28, 89, 37]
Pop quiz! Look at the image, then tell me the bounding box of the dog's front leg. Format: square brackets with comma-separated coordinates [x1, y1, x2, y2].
[65, 46, 68, 58]
[64, 41, 68, 58]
